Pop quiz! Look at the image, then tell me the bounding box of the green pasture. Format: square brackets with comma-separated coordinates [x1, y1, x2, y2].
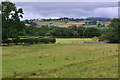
[2, 38, 118, 78]
[36, 21, 66, 27]
[56, 38, 92, 44]
[36, 20, 84, 27]
[83, 25, 97, 28]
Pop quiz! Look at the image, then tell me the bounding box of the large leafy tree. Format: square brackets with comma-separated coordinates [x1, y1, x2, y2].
[2, 1, 24, 40]
[107, 18, 120, 43]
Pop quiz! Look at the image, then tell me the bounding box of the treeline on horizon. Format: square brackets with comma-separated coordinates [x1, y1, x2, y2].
[23, 17, 112, 21]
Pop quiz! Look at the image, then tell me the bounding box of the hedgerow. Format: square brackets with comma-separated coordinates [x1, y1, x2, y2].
[2, 36, 56, 45]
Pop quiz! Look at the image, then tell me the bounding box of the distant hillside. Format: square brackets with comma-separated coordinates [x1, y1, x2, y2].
[86, 17, 111, 21]
[23, 17, 112, 22]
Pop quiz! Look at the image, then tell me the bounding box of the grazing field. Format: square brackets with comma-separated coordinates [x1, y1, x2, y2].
[2, 38, 118, 78]
[83, 25, 97, 28]
[36, 21, 66, 27]
[36, 21, 88, 27]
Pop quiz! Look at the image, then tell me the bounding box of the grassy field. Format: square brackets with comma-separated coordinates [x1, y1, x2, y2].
[83, 25, 97, 28]
[2, 38, 118, 78]
[36, 21, 66, 27]
[36, 21, 86, 27]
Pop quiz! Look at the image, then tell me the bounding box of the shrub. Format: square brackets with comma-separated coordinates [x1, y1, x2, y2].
[39, 36, 44, 38]
[44, 36, 56, 43]
[2, 39, 12, 45]
[12, 38, 21, 44]
[49, 38, 56, 43]
[92, 36, 98, 41]
[98, 34, 109, 41]
[40, 38, 49, 44]
[26, 38, 39, 44]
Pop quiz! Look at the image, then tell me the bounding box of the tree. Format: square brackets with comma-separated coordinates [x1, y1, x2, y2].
[107, 18, 120, 43]
[85, 21, 88, 25]
[84, 27, 101, 38]
[72, 31, 79, 38]
[97, 23, 101, 27]
[67, 25, 78, 37]
[2, 1, 24, 40]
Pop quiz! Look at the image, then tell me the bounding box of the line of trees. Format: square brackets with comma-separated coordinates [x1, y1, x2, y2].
[20, 25, 101, 38]
[41, 17, 111, 21]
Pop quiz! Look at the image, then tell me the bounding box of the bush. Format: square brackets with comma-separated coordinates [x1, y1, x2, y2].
[18, 36, 27, 38]
[98, 34, 109, 41]
[23, 38, 39, 44]
[2, 39, 12, 44]
[44, 36, 56, 43]
[39, 36, 44, 38]
[49, 38, 56, 43]
[92, 36, 98, 41]
[41, 38, 50, 44]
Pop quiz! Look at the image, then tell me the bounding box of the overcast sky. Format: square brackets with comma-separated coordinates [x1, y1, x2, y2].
[14, 2, 118, 20]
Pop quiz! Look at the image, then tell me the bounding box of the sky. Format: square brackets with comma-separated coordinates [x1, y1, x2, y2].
[14, 2, 119, 20]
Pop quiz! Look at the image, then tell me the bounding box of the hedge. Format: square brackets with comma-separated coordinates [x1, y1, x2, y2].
[2, 37, 56, 45]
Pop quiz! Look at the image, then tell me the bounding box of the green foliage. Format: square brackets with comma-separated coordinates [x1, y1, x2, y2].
[39, 37, 56, 44]
[97, 23, 101, 27]
[45, 36, 56, 43]
[107, 18, 120, 43]
[84, 27, 101, 38]
[67, 25, 79, 38]
[2, 36, 56, 45]
[47, 27, 70, 38]
[23, 26, 50, 36]
[2, 1, 24, 40]
[22, 23, 102, 38]
[100, 27, 109, 34]
[92, 36, 98, 41]
[98, 34, 109, 41]
[2, 39, 11, 44]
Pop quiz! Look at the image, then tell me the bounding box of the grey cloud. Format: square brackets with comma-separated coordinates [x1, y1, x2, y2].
[15, 2, 118, 20]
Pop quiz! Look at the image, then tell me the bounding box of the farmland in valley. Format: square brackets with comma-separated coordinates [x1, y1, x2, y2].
[33, 20, 110, 29]
[2, 38, 118, 78]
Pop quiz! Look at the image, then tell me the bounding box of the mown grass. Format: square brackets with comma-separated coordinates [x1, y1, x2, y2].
[2, 38, 118, 78]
